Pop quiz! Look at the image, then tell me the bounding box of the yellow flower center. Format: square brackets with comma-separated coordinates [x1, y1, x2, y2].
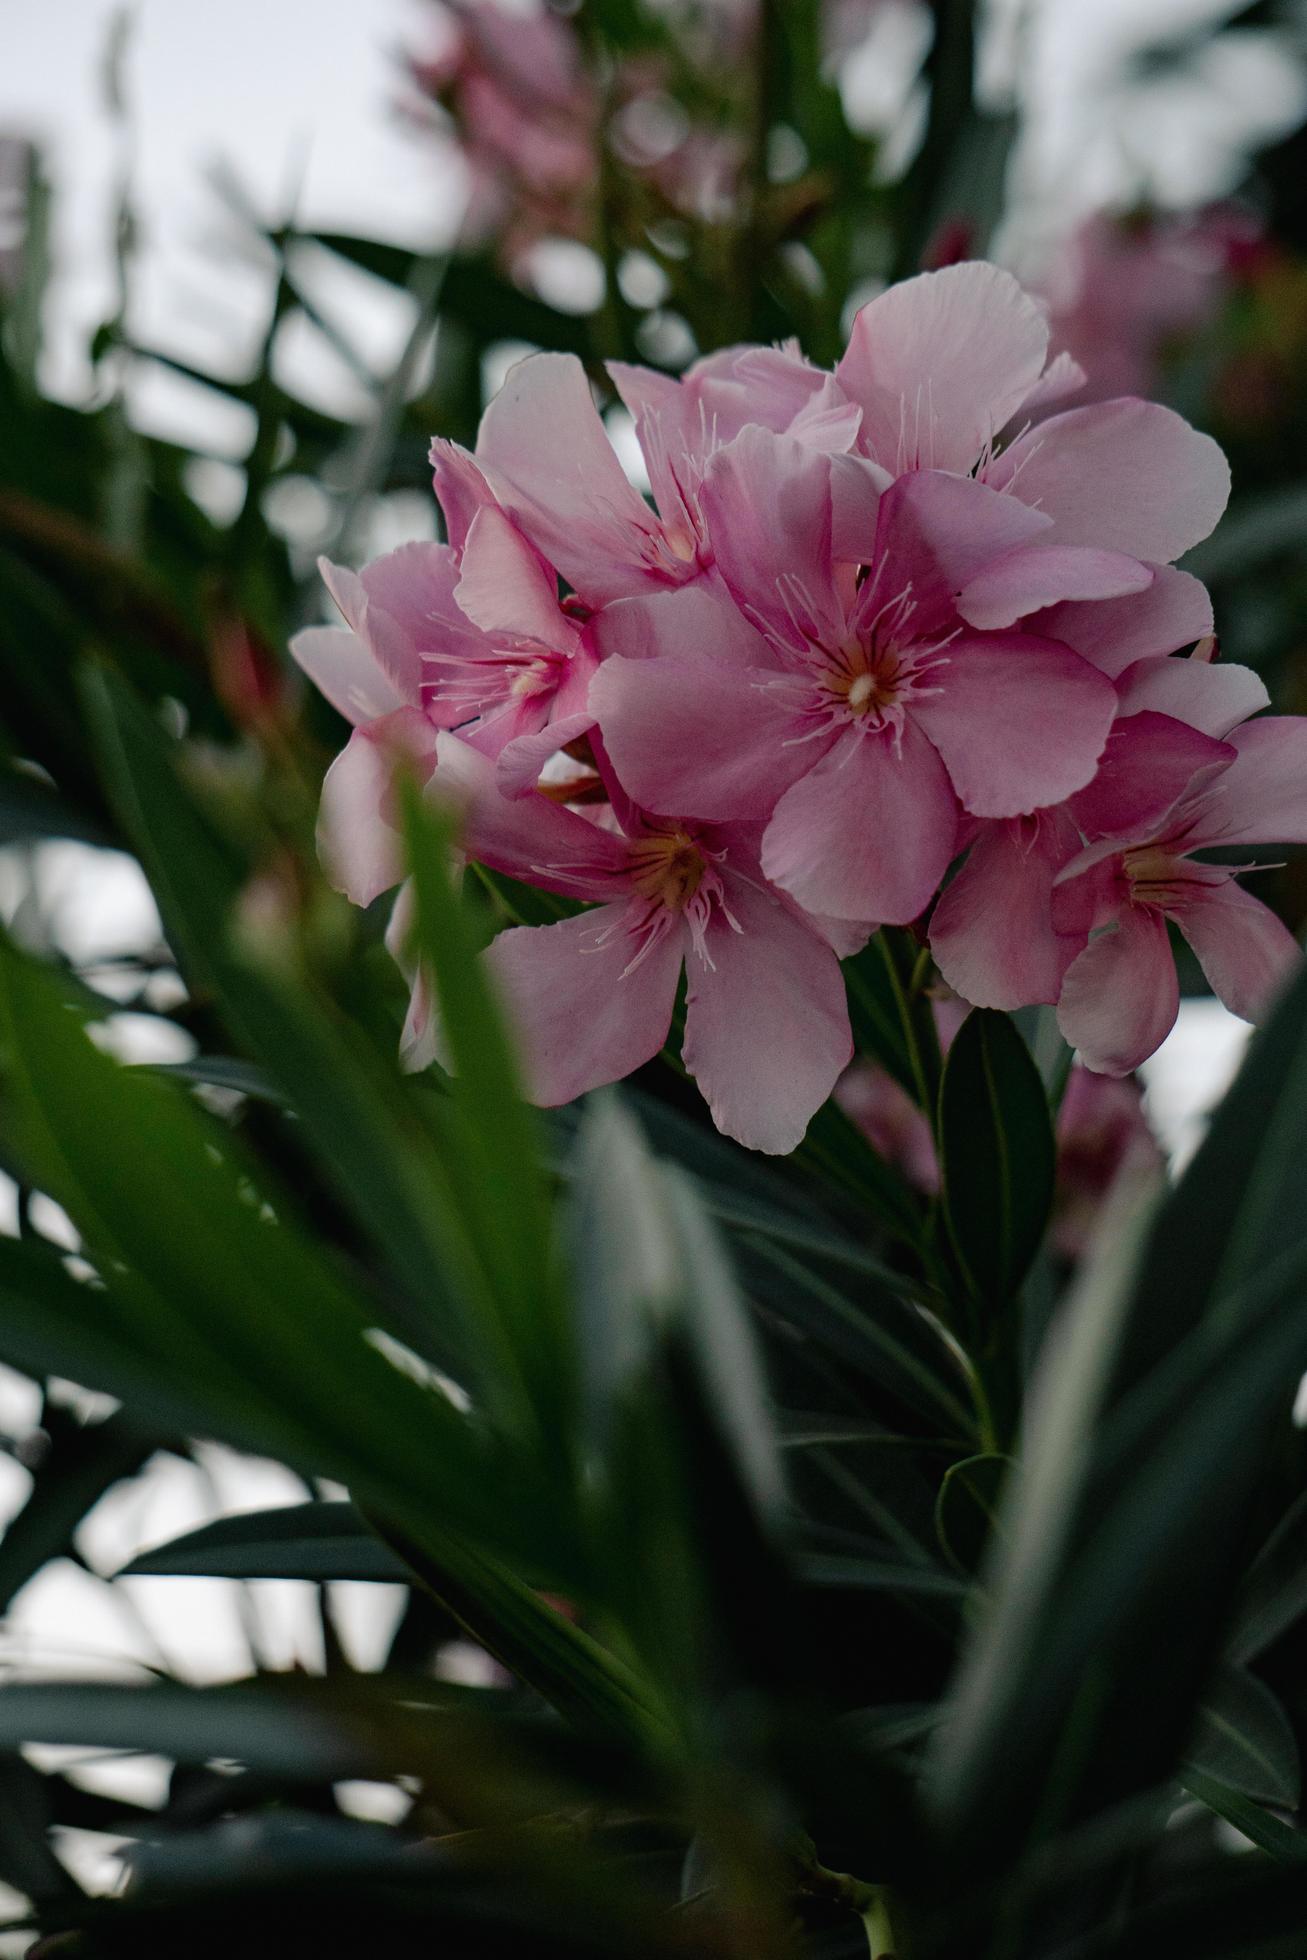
[627, 829, 707, 910]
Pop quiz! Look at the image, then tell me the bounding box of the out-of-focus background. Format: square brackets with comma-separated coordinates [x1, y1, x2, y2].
[1, 0, 1305, 1920]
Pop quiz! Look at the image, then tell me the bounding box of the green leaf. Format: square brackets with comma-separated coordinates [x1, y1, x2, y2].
[1186, 1665, 1301, 1809]
[1231, 1491, 1307, 1663]
[933, 1454, 1011, 1578]
[1182, 1768, 1307, 1864]
[121, 1502, 407, 1583]
[939, 1008, 1055, 1312]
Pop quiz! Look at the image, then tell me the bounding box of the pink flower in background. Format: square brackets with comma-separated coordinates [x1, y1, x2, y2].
[594, 440, 1119, 923]
[422, 736, 854, 1154]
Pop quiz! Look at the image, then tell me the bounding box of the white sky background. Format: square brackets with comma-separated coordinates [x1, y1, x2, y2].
[0, 0, 1297, 1904]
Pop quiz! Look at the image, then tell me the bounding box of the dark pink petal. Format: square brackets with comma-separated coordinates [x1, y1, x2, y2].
[474, 353, 662, 606]
[484, 905, 682, 1105]
[956, 545, 1151, 632]
[589, 651, 808, 821]
[289, 626, 406, 726]
[1056, 906, 1180, 1076]
[987, 400, 1230, 563]
[911, 633, 1115, 818]
[837, 262, 1050, 473]
[681, 874, 852, 1153]
[319, 709, 439, 906]
[1114, 655, 1269, 738]
[856, 472, 1051, 640]
[1172, 881, 1301, 1023]
[1027, 566, 1214, 677]
[433, 732, 627, 897]
[1193, 718, 1307, 847]
[762, 724, 958, 924]
[454, 505, 568, 644]
[930, 814, 1086, 1009]
[701, 427, 842, 656]
[1069, 711, 1235, 840]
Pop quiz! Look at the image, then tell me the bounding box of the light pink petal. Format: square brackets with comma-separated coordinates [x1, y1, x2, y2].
[957, 545, 1151, 631]
[289, 626, 405, 725]
[911, 633, 1115, 818]
[385, 882, 440, 1073]
[319, 552, 430, 705]
[1056, 906, 1180, 1076]
[454, 505, 566, 643]
[681, 873, 852, 1154]
[605, 359, 683, 425]
[432, 731, 627, 896]
[987, 399, 1230, 563]
[829, 453, 890, 561]
[1194, 718, 1307, 847]
[496, 710, 595, 798]
[700, 427, 842, 655]
[1114, 655, 1269, 738]
[429, 439, 498, 553]
[1016, 349, 1087, 417]
[762, 724, 958, 924]
[1172, 882, 1301, 1023]
[930, 813, 1085, 1010]
[319, 709, 439, 906]
[1027, 566, 1214, 678]
[589, 651, 807, 821]
[836, 262, 1051, 474]
[590, 579, 774, 670]
[483, 905, 682, 1105]
[1069, 711, 1235, 840]
[474, 353, 660, 606]
[856, 472, 1051, 640]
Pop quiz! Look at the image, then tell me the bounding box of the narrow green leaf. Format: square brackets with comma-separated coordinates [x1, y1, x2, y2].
[939, 1008, 1055, 1311]
[933, 1454, 1011, 1578]
[1186, 1665, 1301, 1809]
[121, 1502, 407, 1583]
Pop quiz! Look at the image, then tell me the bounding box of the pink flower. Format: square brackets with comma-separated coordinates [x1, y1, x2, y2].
[1054, 719, 1307, 1074]
[289, 504, 597, 900]
[1051, 1068, 1163, 1261]
[423, 734, 854, 1154]
[592, 438, 1118, 924]
[831, 261, 1230, 569]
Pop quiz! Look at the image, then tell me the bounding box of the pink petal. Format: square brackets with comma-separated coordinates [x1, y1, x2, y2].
[1172, 881, 1301, 1023]
[289, 626, 406, 725]
[589, 650, 807, 821]
[829, 453, 890, 561]
[856, 473, 1051, 639]
[1069, 711, 1235, 839]
[319, 708, 439, 906]
[1027, 566, 1214, 678]
[483, 905, 682, 1105]
[836, 262, 1051, 474]
[930, 813, 1085, 1010]
[701, 427, 842, 655]
[1056, 906, 1180, 1076]
[454, 505, 567, 643]
[1195, 718, 1307, 847]
[957, 545, 1151, 632]
[986, 399, 1230, 563]
[681, 872, 852, 1154]
[496, 709, 595, 798]
[911, 633, 1116, 818]
[1016, 349, 1087, 416]
[474, 352, 661, 606]
[1114, 655, 1269, 738]
[432, 731, 628, 897]
[429, 439, 498, 553]
[761, 723, 958, 924]
[590, 579, 773, 670]
[319, 559, 424, 707]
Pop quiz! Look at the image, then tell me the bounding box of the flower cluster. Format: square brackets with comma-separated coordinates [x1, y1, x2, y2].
[293, 261, 1307, 1153]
